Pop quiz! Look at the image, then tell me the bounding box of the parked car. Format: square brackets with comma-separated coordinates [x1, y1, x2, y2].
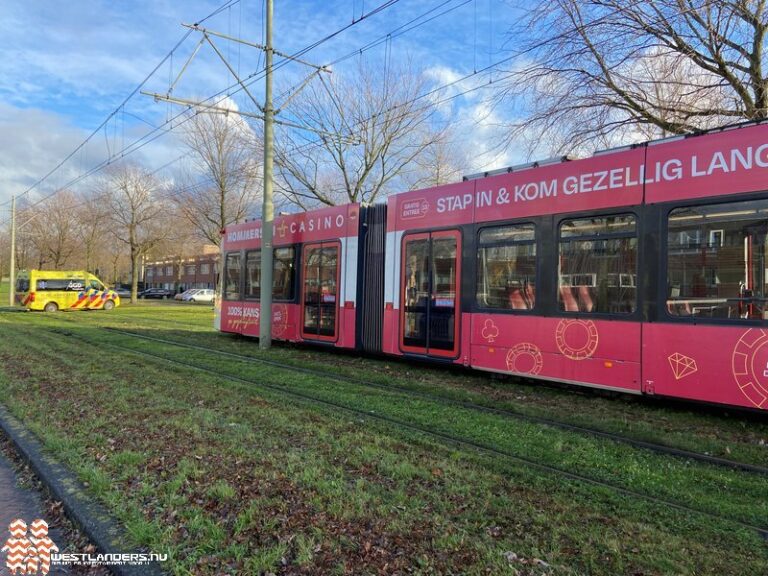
[186, 289, 215, 303]
[114, 287, 132, 299]
[174, 289, 200, 301]
[139, 288, 174, 300]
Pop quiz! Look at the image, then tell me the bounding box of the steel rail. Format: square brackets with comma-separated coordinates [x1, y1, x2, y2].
[40, 325, 765, 541]
[10, 309, 768, 477]
[100, 326, 768, 477]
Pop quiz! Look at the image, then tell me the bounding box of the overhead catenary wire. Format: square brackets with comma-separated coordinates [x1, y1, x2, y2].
[0, 0, 453, 218]
[0, 0, 242, 212]
[0, 0, 669, 223]
[0, 0, 404, 219]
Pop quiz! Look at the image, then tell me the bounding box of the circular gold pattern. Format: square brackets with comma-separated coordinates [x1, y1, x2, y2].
[505, 343, 543, 375]
[555, 319, 599, 360]
[272, 303, 289, 338]
[732, 329, 768, 409]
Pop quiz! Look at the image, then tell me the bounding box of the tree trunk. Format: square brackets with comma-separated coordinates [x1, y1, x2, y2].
[130, 248, 140, 304]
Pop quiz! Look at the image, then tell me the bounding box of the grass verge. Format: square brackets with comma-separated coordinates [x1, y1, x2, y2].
[0, 309, 766, 574]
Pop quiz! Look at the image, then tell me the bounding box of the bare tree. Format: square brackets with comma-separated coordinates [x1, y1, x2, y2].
[399, 128, 465, 190]
[99, 164, 167, 302]
[174, 106, 261, 246]
[275, 59, 450, 208]
[495, 0, 768, 153]
[22, 190, 80, 269]
[76, 190, 110, 275]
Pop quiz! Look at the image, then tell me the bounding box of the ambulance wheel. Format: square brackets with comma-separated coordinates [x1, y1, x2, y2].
[43, 302, 58, 313]
[103, 300, 115, 311]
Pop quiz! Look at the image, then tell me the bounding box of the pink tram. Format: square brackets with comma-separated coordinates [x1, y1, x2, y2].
[217, 122, 768, 411]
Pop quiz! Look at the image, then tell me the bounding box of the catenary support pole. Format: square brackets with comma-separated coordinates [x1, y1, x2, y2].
[9, 196, 15, 307]
[259, 0, 274, 349]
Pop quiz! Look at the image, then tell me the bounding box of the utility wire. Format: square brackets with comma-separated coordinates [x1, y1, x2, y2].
[1, 0, 669, 223]
[0, 0, 401, 216]
[0, 0, 242, 212]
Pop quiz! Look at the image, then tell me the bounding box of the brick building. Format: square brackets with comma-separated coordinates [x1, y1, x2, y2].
[144, 246, 219, 293]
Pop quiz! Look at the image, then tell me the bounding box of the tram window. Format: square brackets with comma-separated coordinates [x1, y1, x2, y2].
[224, 252, 241, 300]
[241, 248, 295, 301]
[476, 224, 536, 310]
[667, 199, 768, 320]
[558, 215, 637, 314]
[273, 247, 296, 300]
[245, 251, 260, 298]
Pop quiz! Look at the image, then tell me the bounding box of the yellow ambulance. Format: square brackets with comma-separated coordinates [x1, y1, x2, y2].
[15, 270, 120, 312]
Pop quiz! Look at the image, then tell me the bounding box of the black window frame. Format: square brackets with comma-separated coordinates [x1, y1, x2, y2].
[475, 221, 538, 313]
[244, 250, 261, 300]
[241, 246, 297, 302]
[223, 252, 242, 301]
[662, 195, 768, 325]
[556, 212, 639, 317]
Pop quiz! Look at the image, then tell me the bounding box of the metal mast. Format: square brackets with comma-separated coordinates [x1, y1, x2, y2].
[142, 2, 336, 349]
[259, 0, 274, 349]
[8, 196, 15, 306]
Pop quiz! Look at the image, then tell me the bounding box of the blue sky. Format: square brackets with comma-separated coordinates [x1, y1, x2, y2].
[0, 0, 523, 217]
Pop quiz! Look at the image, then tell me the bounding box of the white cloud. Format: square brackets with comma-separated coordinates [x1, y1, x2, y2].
[0, 0, 531, 219]
[0, 105, 90, 206]
[421, 65, 522, 176]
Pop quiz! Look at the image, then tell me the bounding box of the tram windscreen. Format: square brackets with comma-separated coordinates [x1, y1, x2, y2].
[667, 199, 768, 320]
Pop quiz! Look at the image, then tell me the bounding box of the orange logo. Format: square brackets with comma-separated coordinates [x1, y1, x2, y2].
[1, 518, 58, 575]
[505, 343, 544, 375]
[732, 329, 768, 408]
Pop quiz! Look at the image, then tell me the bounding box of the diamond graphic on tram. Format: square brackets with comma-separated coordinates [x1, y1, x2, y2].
[668, 352, 698, 380]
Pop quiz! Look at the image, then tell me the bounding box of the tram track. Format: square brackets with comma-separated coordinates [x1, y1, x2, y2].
[89, 324, 768, 477]
[104, 310, 210, 330]
[10, 308, 768, 476]
[37, 321, 768, 541]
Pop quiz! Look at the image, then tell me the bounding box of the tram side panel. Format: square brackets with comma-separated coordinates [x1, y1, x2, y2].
[641, 122, 768, 410]
[218, 204, 361, 348]
[470, 315, 642, 392]
[466, 148, 646, 392]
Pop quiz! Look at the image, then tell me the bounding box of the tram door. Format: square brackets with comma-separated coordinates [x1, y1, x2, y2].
[400, 230, 461, 357]
[302, 242, 340, 341]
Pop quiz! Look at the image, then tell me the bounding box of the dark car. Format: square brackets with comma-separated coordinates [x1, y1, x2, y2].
[138, 288, 174, 300]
